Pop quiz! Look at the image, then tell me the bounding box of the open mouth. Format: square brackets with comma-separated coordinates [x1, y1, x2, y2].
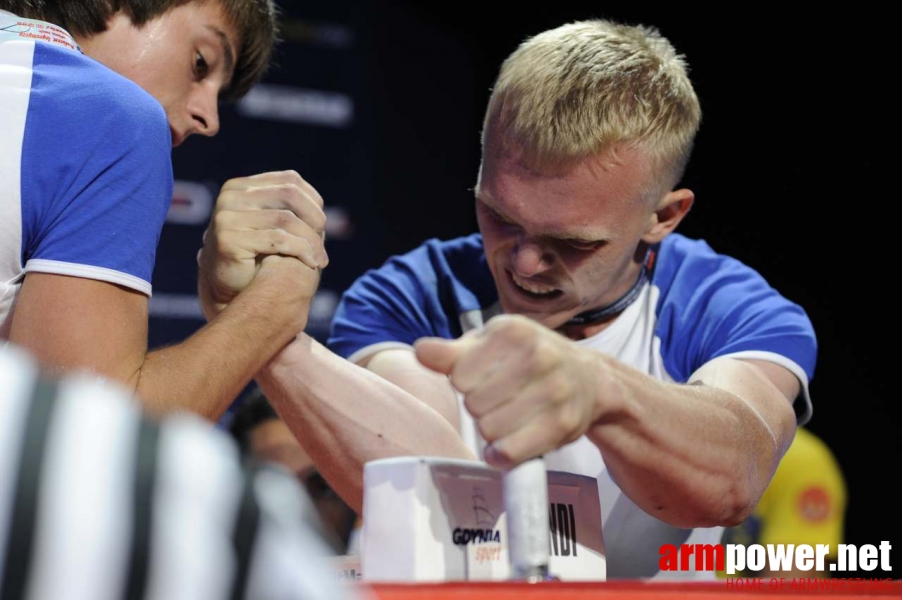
[507, 270, 563, 301]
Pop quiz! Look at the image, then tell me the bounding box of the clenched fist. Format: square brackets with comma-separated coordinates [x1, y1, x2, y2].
[415, 314, 605, 469]
[197, 170, 328, 319]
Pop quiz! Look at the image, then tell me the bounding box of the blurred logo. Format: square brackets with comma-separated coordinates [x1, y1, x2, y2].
[280, 19, 354, 49]
[167, 180, 213, 225]
[798, 486, 830, 522]
[324, 206, 354, 240]
[305, 289, 340, 332]
[237, 85, 353, 128]
[149, 294, 204, 320]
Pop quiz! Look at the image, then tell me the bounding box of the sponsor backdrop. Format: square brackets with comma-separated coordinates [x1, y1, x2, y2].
[150, 0, 897, 576]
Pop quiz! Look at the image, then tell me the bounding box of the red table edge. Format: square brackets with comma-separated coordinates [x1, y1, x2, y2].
[355, 579, 902, 599]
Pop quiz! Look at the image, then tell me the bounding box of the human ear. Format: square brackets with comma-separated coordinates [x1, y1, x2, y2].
[641, 188, 694, 244]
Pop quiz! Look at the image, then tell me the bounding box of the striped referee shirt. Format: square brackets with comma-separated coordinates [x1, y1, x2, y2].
[0, 344, 357, 600]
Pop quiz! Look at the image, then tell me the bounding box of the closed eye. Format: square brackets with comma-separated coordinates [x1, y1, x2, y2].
[477, 198, 518, 227]
[565, 239, 606, 252]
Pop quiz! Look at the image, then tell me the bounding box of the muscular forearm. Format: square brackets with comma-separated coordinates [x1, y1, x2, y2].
[256, 334, 475, 513]
[586, 356, 793, 528]
[135, 262, 307, 419]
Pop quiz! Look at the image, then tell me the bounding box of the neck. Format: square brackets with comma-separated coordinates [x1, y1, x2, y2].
[556, 243, 659, 340]
[557, 312, 620, 341]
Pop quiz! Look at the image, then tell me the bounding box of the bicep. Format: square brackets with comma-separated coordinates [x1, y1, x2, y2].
[360, 348, 461, 432]
[8, 273, 149, 387]
[689, 356, 799, 453]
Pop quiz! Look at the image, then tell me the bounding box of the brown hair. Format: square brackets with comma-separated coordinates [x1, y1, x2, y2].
[2, 0, 279, 100]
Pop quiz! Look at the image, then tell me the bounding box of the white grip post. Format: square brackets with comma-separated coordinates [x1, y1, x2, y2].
[503, 457, 550, 582]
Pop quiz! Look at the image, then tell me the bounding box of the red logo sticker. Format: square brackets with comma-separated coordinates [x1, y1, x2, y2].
[798, 486, 830, 522]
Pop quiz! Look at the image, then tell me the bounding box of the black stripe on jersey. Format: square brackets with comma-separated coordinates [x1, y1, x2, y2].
[231, 465, 262, 600]
[0, 376, 59, 600]
[123, 417, 161, 600]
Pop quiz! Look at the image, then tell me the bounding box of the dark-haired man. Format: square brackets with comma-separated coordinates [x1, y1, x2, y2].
[1, 1, 326, 419]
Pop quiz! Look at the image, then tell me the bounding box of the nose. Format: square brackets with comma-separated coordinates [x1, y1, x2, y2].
[186, 86, 221, 139]
[510, 234, 554, 277]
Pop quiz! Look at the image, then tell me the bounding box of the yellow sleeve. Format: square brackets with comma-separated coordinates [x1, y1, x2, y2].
[755, 428, 847, 554]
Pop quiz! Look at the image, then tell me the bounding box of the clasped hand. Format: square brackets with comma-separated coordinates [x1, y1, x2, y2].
[197, 170, 327, 320]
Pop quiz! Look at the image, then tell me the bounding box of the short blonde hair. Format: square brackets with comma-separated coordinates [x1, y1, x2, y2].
[482, 19, 701, 190]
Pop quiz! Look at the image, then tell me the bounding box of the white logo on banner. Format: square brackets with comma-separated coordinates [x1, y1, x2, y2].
[237, 84, 354, 128]
[148, 294, 204, 319]
[167, 180, 213, 225]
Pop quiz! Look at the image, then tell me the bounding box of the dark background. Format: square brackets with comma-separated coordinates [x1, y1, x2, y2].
[150, 1, 897, 574]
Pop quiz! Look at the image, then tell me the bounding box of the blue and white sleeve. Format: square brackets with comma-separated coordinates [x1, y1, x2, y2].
[656, 247, 817, 423]
[328, 250, 452, 364]
[20, 49, 173, 296]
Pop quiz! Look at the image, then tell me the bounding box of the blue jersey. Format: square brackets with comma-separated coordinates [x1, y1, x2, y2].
[0, 12, 173, 336]
[329, 232, 817, 580]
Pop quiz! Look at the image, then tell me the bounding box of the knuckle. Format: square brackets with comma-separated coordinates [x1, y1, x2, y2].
[449, 371, 463, 393]
[283, 169, 304, 185]
[550, 414, 570, 440]
[269, 229, 289, 250]
[535, 338, 560, 368]
[498, 315, 536, 344]
[449, 370, 470, 395]
[309, 188, 324, 208]
[278, 183, 302, 203]
[463, 392, 483, 417]
[216, 188, 239, 207]
[212, 210, 231, 229]
[507, 314, 532, 329]
[307, 237, 325, 257]
[526, 342, 552, 373]
[214, 231, 234, 253]
[311, 207, 327, 232]
[477, 416, 499, 442]
[274, 209, 296, 229]
[488, 314, 515, 330]
[220, 177, 241, 191]
[547, 379, 570, 406]
[495, 445, 517, 466]
[558, 409, 583, 442]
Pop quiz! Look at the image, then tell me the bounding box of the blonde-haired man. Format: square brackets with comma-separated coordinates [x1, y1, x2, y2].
[199, 19, 816, 580]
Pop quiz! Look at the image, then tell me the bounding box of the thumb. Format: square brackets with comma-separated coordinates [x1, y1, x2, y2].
[414, 336, 474, 375]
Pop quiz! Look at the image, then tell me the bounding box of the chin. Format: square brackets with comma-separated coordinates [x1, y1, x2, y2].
[496, 297, 566, 329]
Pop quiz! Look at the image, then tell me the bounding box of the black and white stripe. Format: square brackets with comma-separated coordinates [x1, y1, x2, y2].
[0, 344, 354, 600]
